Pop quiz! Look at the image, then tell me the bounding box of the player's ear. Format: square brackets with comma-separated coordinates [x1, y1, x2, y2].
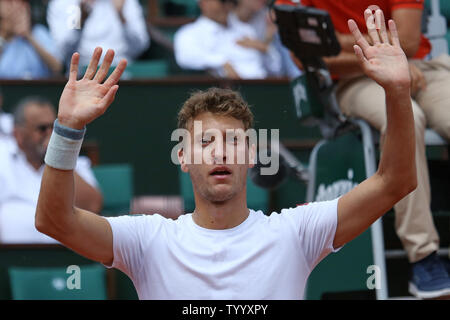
[178, 148, 189, 173]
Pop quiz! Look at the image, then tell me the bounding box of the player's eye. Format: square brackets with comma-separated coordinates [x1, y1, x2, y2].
[227, 136, 238, 144]
[201, 136, 215, 145]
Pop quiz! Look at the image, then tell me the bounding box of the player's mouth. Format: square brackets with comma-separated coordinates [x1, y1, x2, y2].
[209, 166, 232, 180]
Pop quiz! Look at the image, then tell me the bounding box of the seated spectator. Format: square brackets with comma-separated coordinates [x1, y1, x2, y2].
[229, 0, 301, 78]
[283, 0, 450, 299]
[0, 96, 103, 244]
[174, 0, 280, 79]
[47, 0, 150, 68]
[0, 0, 63, 79]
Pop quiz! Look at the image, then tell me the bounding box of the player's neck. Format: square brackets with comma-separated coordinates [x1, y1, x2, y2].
[192, 192, 249, 230]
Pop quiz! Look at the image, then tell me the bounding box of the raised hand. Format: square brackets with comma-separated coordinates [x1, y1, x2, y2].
[58, 48, 127, 130]
[348, 9, 411, 91]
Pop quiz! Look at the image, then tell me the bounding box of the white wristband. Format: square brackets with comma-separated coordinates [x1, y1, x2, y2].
[44, 120, 86, 170]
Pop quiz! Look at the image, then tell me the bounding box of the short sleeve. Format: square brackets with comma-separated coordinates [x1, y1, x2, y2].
[390, 0, 424, 11]
[280, 198, 340, 271]
[103, 214, 163, 279]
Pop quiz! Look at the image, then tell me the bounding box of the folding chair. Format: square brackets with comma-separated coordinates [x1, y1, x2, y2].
[8, 264, 107, 300]
[92, 164, 134, 216]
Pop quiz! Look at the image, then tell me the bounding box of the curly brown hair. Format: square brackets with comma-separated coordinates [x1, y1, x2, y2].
[177, 87, 254, 130]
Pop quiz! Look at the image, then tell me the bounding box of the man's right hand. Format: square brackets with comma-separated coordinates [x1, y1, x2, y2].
[58, 48, 127, 130]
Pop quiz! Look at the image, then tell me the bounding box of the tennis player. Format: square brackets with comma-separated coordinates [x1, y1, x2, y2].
[36, 9, 416, 299]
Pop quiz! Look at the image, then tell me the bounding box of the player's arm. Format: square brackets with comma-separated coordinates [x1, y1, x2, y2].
[333, 10, 417, 249]
[35, 48, 127, 265]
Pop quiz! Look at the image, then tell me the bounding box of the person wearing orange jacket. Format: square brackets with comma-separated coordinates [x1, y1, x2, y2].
[276, 0, 450, 299]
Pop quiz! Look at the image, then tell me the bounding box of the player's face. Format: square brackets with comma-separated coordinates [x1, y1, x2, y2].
[182, 112, 255, 203]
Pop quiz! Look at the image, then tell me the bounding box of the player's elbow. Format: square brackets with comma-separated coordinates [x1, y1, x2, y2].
[35, 209, 53, 237]
[388, 172, 418, 201]
[35, 216, 62, 241]
[88, 192, 104, 214]
[34, 203, 72, 239]
[404, 174, 418, 196]
[35, 213, 46, 235]
[35, 201, 47, 232]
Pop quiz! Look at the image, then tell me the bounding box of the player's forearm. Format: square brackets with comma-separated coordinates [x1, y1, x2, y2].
[377, 86, 417, 196]
[35, 166, 77, 238]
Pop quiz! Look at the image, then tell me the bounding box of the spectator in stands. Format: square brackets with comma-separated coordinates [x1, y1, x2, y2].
[291, 0, 450, 298]
[230, 0, 301, 78]
[174, 0, 281, 79]
[0, 96, 103, 244]
[0, 0, 63, 79]
[47, 0, 150, 69]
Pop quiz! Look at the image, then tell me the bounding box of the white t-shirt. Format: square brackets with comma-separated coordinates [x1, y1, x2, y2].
[104, 198, 340, 299]
[0, 141, 98, 244]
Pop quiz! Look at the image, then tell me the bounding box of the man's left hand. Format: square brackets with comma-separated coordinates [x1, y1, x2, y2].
[349, 9, 411, 91]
